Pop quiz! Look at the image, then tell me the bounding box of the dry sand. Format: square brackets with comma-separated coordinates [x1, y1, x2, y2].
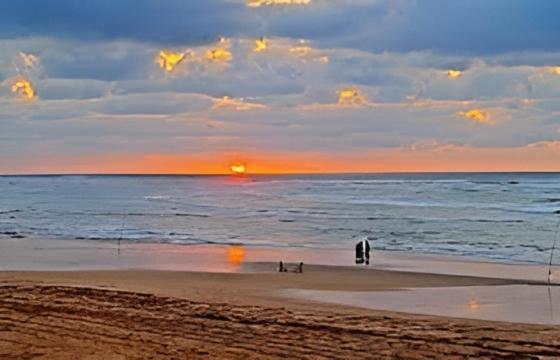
[1, 265, 559, 359]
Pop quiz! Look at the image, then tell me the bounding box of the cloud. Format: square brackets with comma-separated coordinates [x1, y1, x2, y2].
[550, 66, 560, 75]
[253, 37, 268, 53]
[458, 109, 489, 123]
[15, 52, 40, 74]
[156, 50, 188, 73]
[300, 86, 376, 110]
[1, 5, 560, 174]
[2, 1, 558, 56]
[39, 79, 112, 100]
[153, 38, 235, 76]
[0, 1, 252, 46]
[288, 42, 329, 63]
[324, 1, 560, 55]
[9, 77, 37, 100]
[211, 96, 268, 111]
[206, 48, 233, 63]
[337, 87, 370, 106]
[526, 140, 560, 150]
[446, 69, 462, 79]
[406, 139, 457, 152]
[246, 0, 311, 8]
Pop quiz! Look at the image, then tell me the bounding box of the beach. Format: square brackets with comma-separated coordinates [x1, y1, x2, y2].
[3, 0, 560, 356]
[1, 237, 559, 359]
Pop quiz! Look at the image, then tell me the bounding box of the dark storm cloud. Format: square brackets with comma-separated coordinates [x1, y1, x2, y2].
[281, 0, 560, 55]
[385, 0, 560, 54]
[1, 1, 560, 55]
[0, 0, 253, 46]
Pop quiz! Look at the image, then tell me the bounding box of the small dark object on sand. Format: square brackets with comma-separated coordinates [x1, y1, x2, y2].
[278, 261, 303, 273]
[11, 235, 25, 239]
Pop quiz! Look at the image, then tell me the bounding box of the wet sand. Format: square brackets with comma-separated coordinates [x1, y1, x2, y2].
[0, 237, 559, 358]
[0, 236, 553, 282]
[0, 265, 529, 308]
[282, 285, 560, 325]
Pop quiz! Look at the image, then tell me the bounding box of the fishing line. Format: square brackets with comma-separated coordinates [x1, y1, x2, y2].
[117, 214, 127, 256]
[548, 216, 560, 286]
[546, 215, 560, 322]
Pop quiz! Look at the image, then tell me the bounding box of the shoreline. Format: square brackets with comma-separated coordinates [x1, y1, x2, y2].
[0, 236, 555, 282]
[3, 232, 552, 266]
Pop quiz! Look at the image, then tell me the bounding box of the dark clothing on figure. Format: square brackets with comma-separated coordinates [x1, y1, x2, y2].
[355, 239, 370, 265]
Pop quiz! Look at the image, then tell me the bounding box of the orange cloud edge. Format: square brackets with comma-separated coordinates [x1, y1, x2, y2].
[2, 143, 560, 175]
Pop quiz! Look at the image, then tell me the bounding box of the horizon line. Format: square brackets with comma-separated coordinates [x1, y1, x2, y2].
[1, 170, 560, 177]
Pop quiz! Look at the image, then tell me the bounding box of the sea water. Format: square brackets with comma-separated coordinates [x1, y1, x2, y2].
[0, 173, 559, 265]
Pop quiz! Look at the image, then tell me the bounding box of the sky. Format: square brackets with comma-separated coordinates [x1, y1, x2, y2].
[0, 0, 559, 174]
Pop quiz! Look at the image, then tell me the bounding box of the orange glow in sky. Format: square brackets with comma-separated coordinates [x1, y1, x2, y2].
[4, 142, 560, 175]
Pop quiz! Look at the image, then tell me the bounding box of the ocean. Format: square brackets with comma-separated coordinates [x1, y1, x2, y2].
[0, 173, 559, 264]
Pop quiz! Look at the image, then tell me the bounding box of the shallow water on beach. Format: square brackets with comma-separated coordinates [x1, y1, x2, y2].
[282, 285, 560, 325]
[0, 173, 559, 264]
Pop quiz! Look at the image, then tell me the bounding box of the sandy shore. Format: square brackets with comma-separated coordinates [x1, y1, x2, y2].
[1, 237, 559, 358]
[0, 265, 529, 308]
[1, 265, 560, 359]
[0, 236, 554, 281]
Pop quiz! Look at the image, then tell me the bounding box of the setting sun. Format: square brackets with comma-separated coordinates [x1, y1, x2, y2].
[230, 163, 247, 175]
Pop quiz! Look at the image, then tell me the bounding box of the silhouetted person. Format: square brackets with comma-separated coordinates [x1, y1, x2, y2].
[355, 238, 371, 265]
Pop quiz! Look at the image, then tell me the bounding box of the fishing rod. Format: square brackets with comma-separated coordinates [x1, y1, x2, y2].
[548, 216, 560, 286]
[117, 214, 126, 256]
[545, 215, 560, 322]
